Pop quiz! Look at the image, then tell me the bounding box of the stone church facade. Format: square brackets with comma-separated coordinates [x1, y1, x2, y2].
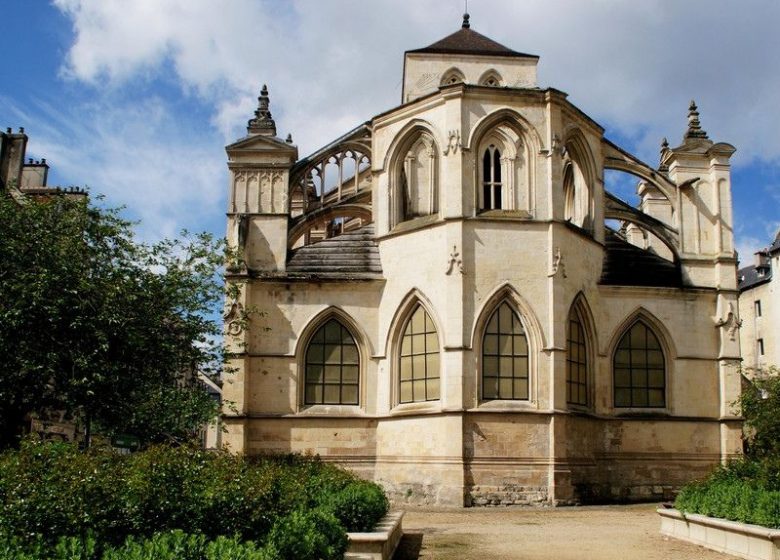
[222, 16, 743, 506]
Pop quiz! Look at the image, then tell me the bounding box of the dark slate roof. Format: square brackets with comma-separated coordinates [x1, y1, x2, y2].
[738, 263, 772, 292]
[286, 224, 382, 277]
[406, 26, 538, 59]
[600, 229, 682, 288]
[770, 230, 780, 254]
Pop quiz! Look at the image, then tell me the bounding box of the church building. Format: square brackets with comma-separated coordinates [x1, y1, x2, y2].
[222, 15, 743, 506]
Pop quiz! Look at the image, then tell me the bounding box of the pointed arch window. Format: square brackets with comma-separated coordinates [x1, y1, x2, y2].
[482, 302, 529, 400]
[304, 319, 360, 405]
[482, 145, 503, 210]
[441, 68, 465, 86]
[399, 305, 440, 403]
[394, 131, 438, 226]
[613, 321, 665, 408]
[566, 310, 588, 406]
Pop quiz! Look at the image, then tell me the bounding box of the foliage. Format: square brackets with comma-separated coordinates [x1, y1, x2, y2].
[738, 367, 780, 459]
[0, 441, 388, 558]
[0, 193, 226, 448]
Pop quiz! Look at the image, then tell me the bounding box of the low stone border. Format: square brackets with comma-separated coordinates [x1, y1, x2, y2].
[345, 510, 404, 560]
[658, 507, 780, 560]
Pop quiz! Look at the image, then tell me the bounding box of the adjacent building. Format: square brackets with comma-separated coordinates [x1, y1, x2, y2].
[223, 15, 744, 506]
[738, 232, 780, 370]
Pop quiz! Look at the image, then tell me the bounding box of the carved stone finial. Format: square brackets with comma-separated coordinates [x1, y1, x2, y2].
[446, 245, 463, 275]
[247, 84, 277, 136]
[658, 137, 670, 173]
[462, 12, 470, 29]
[285, 133, 293, 144]
[684, 99, 708, 140]
[715, 302, 742, 342]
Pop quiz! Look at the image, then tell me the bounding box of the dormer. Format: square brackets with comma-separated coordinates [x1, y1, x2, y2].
[402, 14, 539, 102]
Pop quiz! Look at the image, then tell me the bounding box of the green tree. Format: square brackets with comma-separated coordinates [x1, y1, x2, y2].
[0, 192, 226, 449]
[739, 366, 780, 459]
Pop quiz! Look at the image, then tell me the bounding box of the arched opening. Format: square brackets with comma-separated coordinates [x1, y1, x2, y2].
[399, 304, 441, 403]
[613, 320, 665, 408]
[440, 67, 465, 86]
[482, 301, 529, 400]
[391, 129, 439, 227]
[303, 318, 360, 406]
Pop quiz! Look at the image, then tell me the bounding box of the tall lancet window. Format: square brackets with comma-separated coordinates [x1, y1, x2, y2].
[482, 145, 502, 210]
[396, 133, 438, 224]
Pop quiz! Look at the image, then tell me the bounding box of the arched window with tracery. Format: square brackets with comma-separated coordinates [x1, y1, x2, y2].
[479, 70, 503, 87]
[394, 131, 438, 226]
[613, 321, 665, 408]
[482, 145, 503, 210]
[482, 302, 529, 400]
[566, 308, 588, 406]
[440, 68, 465, 86]
[562, 139, 593, 232]
[304, 318, 360, 405]
[399, 305, 440, 403]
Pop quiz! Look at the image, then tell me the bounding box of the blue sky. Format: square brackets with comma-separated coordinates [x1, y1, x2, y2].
[1, 0, 778, 261]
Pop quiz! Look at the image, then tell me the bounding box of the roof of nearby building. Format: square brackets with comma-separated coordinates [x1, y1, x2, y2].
[600, 228, 682, 288]
[286, 224, 382, 278]
[770, 229, 780, 254]
[738, 262, 772, 291]
[406, 15, 538, 59]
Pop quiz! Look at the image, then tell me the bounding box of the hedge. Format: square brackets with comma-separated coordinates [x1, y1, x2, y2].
[0, 440, 387, 559]
[675, 459, 780, 528]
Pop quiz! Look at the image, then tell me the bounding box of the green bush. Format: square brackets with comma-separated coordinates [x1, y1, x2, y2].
[675, 460, 780, 528]
[267, 509, 347, 560]
[326, 481, 390, 532]
[0, 440, 388, 557]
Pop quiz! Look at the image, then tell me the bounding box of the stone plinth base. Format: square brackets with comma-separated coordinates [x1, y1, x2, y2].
[345, 510, 404, 560]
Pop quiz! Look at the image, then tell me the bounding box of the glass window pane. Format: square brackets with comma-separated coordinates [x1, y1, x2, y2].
[614, 368, 630, 387]
[483, 356, 498, 376]
[647, 350, 664, 367]
[483, 377, 498, 399]
[632, 389, 648, 407]
[615, 388, 631, 407]
[615, 349, 630, 367]
[312, 328, 325, 343]
[425, 333, 439, 353]
[513, 335, 528, 355]
[513, 357, 528, 378]
[342, 385, 358, 405]
[513, 379, 528, 399]
[401, 335, 412, 356]
[307, 365, 323, 384]
[427, 377, 440, 400]
[324, 344, 340, 364]
[324, 321, 341, 342]
[324, 385, 340, 404]
[499, 305, 513, 333]
[413, 379, 426, 401]
[428, 352, 440, 377]
[646, 332, 661, 350]
[412, 354, 426, 379]
[412, 334, 425, 355]
[411, 307, 425, 333]
[579, 386, 587, 405]
[499, 378, 512, 398]
[631, 369, 647, 387]
[486, 313, 499, 334]
[648, 389, 665, 407]
[305, 385, 320, 404]
[400, 381, 412, 403]
[499, 335, 513, 354]
[648, 369, 664, 388]
[342, 345, 359, 365]
[307, 344, 324, 364]
[324, 365, 341, 383]
[630, 324, 645, 347]
[342, 365, 359, 384]
[484, 334, 499, 355]
[400, 356, 412, 380]
[499, 357, 513, 377]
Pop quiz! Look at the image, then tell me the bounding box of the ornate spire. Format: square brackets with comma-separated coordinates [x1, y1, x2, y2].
[684, 100, 708, 140]
[248, 84, 277, 136]
[462, 12, 470, 29]
[658, 137, 670, 172]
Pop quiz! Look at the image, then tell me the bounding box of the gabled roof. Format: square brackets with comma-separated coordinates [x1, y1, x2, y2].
[406, 18, 538, 59]
[738, 263, 772, 292]
[600, 228, 682, 288]
[286, 224, 382, 278]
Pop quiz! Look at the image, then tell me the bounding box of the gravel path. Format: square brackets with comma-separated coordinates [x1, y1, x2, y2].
[393, 503, 734, 560]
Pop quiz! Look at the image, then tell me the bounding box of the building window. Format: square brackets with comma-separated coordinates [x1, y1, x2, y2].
[613, 321, 665, 408]
[482, 302, 529, 400]
[399, 305, 440, 403]
[567, 312, 588, 406]
[755, 300, 762, 317]
[440, 68, 465, 86]
[758, 338, 765, 356]
[304, 319, 359, 405]
[482, 145, 502, 210]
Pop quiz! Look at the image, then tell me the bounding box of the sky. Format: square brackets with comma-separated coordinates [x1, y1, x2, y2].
[1, 0, 779, 263]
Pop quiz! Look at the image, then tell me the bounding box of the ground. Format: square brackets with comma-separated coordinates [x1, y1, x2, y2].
[393, 503, 734, 560]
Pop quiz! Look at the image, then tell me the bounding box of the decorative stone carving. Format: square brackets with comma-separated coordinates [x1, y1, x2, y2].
[548, 247, 567, 278]
[715, 302, 742, 341]
[223, 301, 246, 336]
[446, 245, 463, 275]
[443, 129, 461, 156]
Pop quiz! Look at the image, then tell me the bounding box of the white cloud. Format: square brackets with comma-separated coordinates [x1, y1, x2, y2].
[52, 0, 780, 165]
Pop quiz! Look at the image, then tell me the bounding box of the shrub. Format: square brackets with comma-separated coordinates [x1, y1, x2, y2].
[266, 509, 347, 560]
[738, 367, 780, 459]
[326, 481, 390, 532]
